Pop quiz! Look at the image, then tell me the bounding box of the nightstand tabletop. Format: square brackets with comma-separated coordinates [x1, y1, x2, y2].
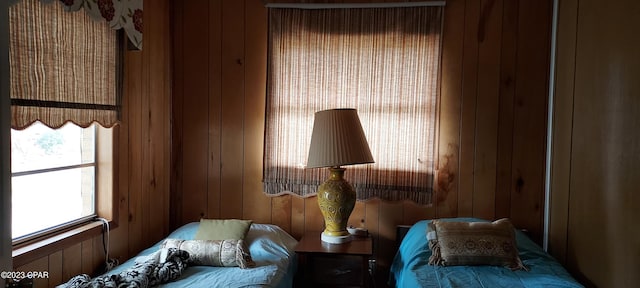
[295, 231, 373, 256]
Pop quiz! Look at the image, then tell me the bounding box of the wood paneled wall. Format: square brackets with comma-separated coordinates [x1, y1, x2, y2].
[171, 0, 553, 272]
[550, 0, 640, 287]
[11, 1, 172, 287]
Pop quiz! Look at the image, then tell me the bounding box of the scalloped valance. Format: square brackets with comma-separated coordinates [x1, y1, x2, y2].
[9, 0, 143, 49]
[9, 0, 124, 129]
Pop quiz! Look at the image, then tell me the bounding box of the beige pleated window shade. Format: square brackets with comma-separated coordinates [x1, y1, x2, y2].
[9, 0, 119, 130]
[263, 6, 443, 205]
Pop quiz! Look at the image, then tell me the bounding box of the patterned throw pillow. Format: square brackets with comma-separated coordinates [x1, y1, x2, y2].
[162, 239, 256, 269]
[427, 218, 527, 271]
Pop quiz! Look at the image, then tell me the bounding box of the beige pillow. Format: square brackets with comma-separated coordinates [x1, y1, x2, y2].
[162, 239, 255, 269]
[428, 218, 527, 271]
[194, 219, 252, 240]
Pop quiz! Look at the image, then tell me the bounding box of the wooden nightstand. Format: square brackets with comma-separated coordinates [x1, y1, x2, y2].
[295, 231, 373, 287]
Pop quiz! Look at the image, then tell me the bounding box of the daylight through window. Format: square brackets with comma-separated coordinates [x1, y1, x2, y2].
[11, 123, 96, 241]
[263, 6, 443, 204]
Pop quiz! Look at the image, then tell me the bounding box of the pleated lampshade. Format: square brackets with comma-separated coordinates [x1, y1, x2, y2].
[306, 108, 374, 168]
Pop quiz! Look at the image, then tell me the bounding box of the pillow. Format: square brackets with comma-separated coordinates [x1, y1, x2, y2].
[194, 219, 252, 240]
[162, 239, 255, 269]
[427, 218, 527, 271]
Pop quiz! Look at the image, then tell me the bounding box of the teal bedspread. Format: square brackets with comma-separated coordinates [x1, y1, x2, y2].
[105, 223, 298, 288]
[389, 218, 584, 288]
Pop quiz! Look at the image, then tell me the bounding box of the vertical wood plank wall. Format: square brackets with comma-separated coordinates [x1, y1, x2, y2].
[11, 1, 172, 287]
[17, 1, 640, 287]
[550, 0, 640, 287]
[172, 0, 553, 273]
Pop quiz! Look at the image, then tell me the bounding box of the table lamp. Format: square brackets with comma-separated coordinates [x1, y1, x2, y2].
[306, 108, 374, 244]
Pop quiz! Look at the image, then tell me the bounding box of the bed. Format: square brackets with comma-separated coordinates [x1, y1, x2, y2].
[389, 218, 584, 288]
[59, 222, 298, 288]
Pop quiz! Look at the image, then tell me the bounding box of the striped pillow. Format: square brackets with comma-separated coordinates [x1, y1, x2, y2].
[162, 239, 255, 269]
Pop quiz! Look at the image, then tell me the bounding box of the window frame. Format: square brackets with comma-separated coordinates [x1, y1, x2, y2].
[10, 123, 99, 244]
[2, 0, 13, 275]
[11, 124, 119, 267]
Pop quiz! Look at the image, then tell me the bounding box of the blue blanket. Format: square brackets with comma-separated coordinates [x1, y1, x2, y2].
[101, 223, 297, 288]
[389, 218, 584, 288]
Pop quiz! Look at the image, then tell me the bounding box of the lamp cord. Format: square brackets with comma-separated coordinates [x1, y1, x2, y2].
[96, 217, 117, 271]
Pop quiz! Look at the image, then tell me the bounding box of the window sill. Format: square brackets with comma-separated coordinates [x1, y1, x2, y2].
[12, 219, 117, 267]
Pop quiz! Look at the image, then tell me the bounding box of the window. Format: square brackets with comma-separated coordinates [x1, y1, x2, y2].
[11, 122, 96, 241]
[263, 5, 443, 205]
[8, 0, 120, 244]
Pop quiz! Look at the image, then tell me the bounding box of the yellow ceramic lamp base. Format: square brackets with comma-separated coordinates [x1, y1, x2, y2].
[317, 167, 356, 244]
